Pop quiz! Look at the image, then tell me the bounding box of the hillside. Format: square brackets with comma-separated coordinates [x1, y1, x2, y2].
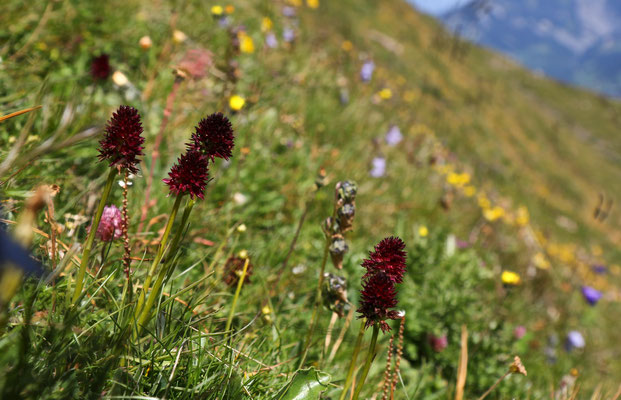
[1, 0, 621, 398]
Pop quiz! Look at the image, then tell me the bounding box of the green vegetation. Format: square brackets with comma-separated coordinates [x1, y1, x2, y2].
[1, 0, 620, 398]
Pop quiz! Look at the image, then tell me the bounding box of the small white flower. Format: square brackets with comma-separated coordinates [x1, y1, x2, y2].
[233, 192, 248, 205]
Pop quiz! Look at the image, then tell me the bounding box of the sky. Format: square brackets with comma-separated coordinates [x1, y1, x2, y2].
[407, 0, 471, 16]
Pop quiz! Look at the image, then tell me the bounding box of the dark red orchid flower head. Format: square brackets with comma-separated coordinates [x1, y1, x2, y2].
[163, 149, 210, 199]
[98, 105, 145, 174]
[361, 236, 406, 283]
[189, 112, 235, 161]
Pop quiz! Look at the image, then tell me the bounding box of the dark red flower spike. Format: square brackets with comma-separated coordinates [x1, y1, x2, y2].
[357, 272, 401, 332]
[190, 112, 235, 161]
[91, 54, 111, 80]
[361, 236, 406, 283]
[163, 149, 210, 199]
[98, 105, 145, 174]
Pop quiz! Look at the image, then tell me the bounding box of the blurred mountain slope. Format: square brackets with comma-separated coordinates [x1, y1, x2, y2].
[443, 0, 621, 97]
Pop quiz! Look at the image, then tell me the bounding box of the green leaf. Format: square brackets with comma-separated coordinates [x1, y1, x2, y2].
[272, 368, 331, 400]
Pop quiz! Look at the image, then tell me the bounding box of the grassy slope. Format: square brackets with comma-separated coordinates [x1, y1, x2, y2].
[1, 0, 621, 398]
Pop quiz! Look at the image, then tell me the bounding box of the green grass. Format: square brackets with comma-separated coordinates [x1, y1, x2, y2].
[1, 0, 621, 398]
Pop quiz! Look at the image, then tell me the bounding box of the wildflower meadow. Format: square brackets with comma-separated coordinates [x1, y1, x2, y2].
[1, 0, 620, 399]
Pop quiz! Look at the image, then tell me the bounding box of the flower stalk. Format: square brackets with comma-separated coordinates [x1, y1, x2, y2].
[338, 321, 366, 400]
[352, 323, 380, 400]
[134, 194, 183, 316]
[74, 105, 144, 304]
[71, 168, 116, 304]
[134, 197, 195, 335]
[225, 257, 250, 335]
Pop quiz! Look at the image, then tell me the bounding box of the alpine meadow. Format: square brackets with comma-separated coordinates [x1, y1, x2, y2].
[1, 0, 621, 399]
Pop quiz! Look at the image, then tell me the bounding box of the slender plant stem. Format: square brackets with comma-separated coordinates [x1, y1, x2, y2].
[298, 241, 330, 368]
[72, 168, 116, 304]
[477, 371, 510, 400]
[162, 198, 195, 265]
[225, 258, 250, 335]
[122, 170, 131, 280]
[352, 324, 380, 400]
[135, 259, 168, 336]
[134, 197, 195, 336]
[338, 321, 366, 400]
[134, 194, 183, 316]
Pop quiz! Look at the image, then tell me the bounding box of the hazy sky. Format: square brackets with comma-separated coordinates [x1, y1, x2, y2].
[408, 0, 471, 15]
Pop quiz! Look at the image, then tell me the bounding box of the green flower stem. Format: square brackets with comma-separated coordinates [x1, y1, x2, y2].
[298, 242, 330, 368]
[224, 257, 250, 335]
[352, 323, 380, 400]
[338, 321, 366, 400]
[163, 197, 195, 265]
[134, 194, 183, 316]
[135, 257, 168, 336]
[134, 197, 195, 336]
[72, 168, 116, 304]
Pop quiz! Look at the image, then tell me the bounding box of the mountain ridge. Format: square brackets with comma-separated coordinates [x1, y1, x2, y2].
[442, 0, 621, 97]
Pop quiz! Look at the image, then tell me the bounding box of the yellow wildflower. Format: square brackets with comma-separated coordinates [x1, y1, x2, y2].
[477, 194, 491, 210]
[306, 0, 319, 8]
[446, 172, 460, 186]
[463, 185, 476, 197]
[238, 249, 249, 259]
[501, 270, 521, 286]
[261, 17, 273, 32]
[341, 40, 353, 52]
[238, 32, 255, 53]
[237, 224, 247, 233]
[378, 88, 392, 99]
[229, 95, 246, 111]
[419, 225, 428, 237]
[484, 206, 505, 222]
[447, 172, 470, 187]
[225, 5, 235, 14]
[211, 5, 223, 16]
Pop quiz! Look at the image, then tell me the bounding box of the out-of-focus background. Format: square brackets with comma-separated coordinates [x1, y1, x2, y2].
[411, 0, 621, 97]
